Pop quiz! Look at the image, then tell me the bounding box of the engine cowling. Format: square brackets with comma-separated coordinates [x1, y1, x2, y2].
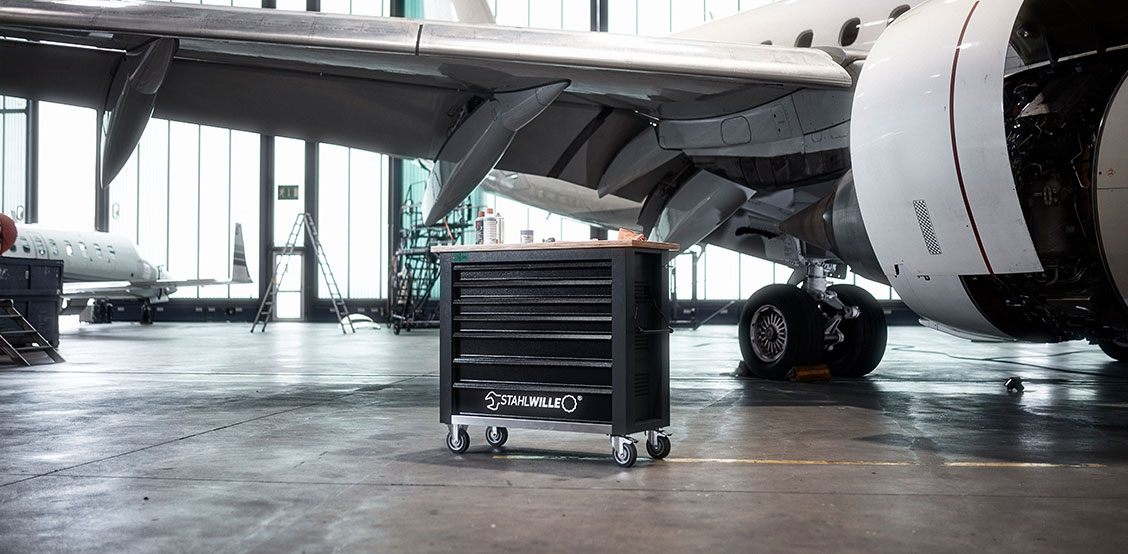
[851, 0, 1128, 342]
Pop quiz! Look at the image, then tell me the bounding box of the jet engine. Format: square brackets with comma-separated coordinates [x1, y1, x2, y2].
[850, 0, 1128, 346]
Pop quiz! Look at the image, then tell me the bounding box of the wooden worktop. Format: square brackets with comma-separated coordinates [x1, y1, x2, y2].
[431, 240, 680, 253]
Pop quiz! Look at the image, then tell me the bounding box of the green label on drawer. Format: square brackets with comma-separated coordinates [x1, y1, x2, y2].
[452, 253, 469, 262]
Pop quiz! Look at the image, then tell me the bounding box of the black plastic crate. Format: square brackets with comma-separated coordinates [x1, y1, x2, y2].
[436, 241, 675, 467]
[0, 258, 62, 347]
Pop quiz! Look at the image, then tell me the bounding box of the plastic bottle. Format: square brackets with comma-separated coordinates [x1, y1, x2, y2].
[471, 210, 485, 243]
[474, 211, 485, 244]
[483, 208, 499, 244]
[496, 212, 505, 244]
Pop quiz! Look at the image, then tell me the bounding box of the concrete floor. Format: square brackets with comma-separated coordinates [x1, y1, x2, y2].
[1, 320, 1126, 553]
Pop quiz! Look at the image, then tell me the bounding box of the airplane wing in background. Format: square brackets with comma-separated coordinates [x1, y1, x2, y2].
[60, 223, 251, 303]
[0, 0, 854, 246]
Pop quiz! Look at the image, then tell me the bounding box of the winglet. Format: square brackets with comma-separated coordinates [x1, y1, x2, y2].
[232, 223, 252, 283]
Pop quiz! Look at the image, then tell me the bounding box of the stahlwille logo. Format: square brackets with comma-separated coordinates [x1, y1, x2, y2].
[484, 391, 581, 413]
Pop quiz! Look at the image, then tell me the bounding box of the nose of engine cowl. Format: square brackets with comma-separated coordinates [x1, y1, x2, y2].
[0, 213, 17, 255]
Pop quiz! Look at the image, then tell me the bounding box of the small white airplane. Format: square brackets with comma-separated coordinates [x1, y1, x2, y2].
[0, 213, 251, 320]
[1, 0, 1125, 379]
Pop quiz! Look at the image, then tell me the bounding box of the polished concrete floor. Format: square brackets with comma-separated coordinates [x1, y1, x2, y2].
[1, 319, 1126, 553]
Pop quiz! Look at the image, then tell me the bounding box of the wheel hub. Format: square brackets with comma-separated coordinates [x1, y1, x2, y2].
[751, 305, 788, 363]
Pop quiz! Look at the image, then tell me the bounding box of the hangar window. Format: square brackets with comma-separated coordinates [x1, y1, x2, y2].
[888, 5, 910, 26]
[795, 30, 814, 48]
[64, 242, 73, 256]
[840, 18, 861, 47]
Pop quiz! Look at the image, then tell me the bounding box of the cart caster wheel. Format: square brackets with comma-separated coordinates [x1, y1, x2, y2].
[613, 442, 637, 468]
[485, 426, 508, 448]
[446, 428, 469, 454]
[646, 435, 671, 459]
[393, 324, 401, 335]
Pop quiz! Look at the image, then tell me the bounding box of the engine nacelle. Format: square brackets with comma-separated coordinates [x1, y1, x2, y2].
[852, 0, 1128, 342]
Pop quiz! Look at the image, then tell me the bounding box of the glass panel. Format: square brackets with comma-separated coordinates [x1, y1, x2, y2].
[276, 291, 302, 319]
[318, 143, 350, 298]
[277, 253, 303, 292]
[138, 119, 170, 271]
[739, 254, 776, 299]
[636, 2, 671, 36]
[703, 245, 740, 299]
[321, 0, 350, 13]
[527, 0, 560, 29]
[38, 103, 96, 230]
[198, 126, 231, 298]
[229, 130, 260, 299]
[347, 149, 385, 298]
[607, 0, 637, 34]
[275, 0, 306, 11]
[671, 0, 706, 33]
[107, 141, 139, 240]
[673, 251, 695, 301]
[274, 137, 305, 246]
[168, 121, 201, 297]
[2, 102, 27, 221]
[493, 0, 529, 26]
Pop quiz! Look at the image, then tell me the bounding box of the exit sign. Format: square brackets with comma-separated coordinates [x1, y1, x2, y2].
[277, 185, 299, 200]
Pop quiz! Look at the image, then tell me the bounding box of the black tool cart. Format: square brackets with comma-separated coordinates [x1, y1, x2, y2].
[434, 240, 677, 467]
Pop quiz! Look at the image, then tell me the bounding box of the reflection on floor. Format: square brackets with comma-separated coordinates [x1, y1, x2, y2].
[1, 322, 1126, 553]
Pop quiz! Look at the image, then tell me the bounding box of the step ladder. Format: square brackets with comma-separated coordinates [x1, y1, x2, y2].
[251, 212, 357, 334]
[0, 299, 65, 366]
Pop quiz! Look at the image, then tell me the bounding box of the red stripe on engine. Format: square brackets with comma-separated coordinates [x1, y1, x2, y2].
[949, 0, 994, 275]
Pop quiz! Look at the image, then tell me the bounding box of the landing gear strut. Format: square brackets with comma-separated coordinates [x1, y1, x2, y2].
[140, 300, 154, 325]
[738, 262, 887, 380]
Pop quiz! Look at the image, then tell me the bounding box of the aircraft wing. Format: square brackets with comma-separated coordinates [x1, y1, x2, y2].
[0, 0, 853, 228]
[61, 275, 248, 301]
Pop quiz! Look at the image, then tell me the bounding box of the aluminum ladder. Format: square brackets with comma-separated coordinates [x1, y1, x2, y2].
[251, 213, 355, 334]
[0, 299, 65, 365]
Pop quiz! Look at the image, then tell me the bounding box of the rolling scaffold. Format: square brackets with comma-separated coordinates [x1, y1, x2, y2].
[389, 198, 476, 334]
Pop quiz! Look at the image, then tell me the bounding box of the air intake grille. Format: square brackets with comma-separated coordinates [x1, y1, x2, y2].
[913, 200, 942, 256]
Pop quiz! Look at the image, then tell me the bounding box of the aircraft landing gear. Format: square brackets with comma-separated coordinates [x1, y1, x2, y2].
[140, 300, 154, 325]
[738, 262, 887, 380]
[738, 285, 824, 380]
[1097, 339, 1128, 363]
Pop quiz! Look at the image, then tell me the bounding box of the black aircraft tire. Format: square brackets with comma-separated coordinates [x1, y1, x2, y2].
[1098, 339, 1128, 363]
[738, 285, 825, 380]
[824, 285, 887, 378]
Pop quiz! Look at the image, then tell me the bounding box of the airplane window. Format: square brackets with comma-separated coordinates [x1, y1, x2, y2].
[64, 242, 73, 256]
[48, 240, 58, 256]
[761, 40, 773, 46]
[888, 5, 910, 26]
[78, 242, 87, 257]
[94, 244, 103, 258]
[840, 18, 861, 47]
[795, 30, 814, 48]
[7, 246, 13, 253]
[20, 238, 30, 254]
